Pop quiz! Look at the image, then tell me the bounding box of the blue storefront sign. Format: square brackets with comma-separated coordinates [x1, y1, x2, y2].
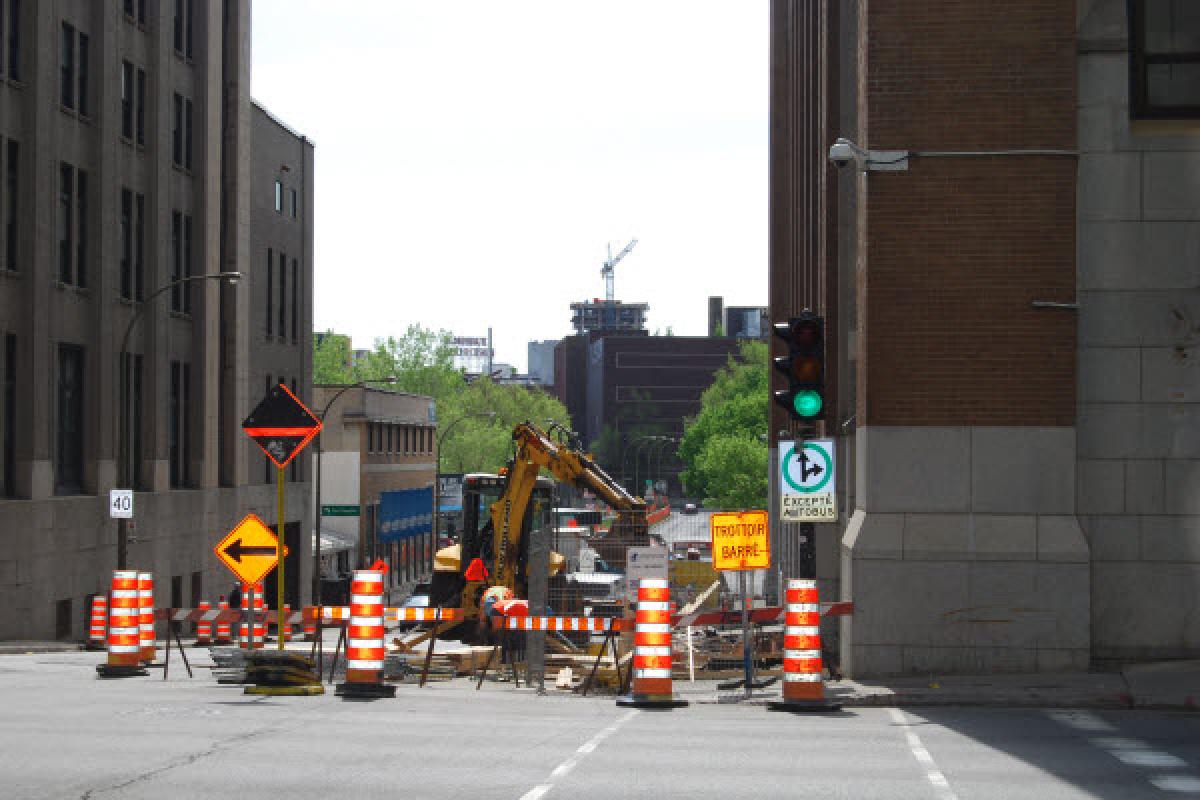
[377, 487, 433, 543]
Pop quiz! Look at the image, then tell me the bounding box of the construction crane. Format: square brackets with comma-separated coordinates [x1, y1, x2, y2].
[601, 239, 638, 303]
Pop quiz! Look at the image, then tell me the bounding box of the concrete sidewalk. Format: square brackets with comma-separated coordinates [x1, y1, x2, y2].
[676, 661, 1200, 710]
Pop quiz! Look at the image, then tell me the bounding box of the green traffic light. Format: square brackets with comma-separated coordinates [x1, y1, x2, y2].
[793, 389, 823, 418]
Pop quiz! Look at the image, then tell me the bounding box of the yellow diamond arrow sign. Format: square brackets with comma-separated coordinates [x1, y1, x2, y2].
[215, 513, 282, 586]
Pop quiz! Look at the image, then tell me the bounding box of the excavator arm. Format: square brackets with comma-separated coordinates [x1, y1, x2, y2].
[490, 422, 647, 591]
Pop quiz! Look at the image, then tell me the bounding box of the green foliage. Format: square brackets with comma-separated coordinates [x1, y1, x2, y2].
[313, 331, 354, 384]
[356, 325, 466, 398]
[679, 339, 768, 508]
[314, 324, 571, 475]
[437, 379, 571, 474]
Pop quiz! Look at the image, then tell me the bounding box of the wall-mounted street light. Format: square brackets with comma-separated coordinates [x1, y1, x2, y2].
[115, 272, 240, 571]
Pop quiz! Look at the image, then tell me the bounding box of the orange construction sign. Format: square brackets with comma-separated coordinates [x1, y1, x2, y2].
[710, 510, 770, 571]
[214, 513, 282, 585]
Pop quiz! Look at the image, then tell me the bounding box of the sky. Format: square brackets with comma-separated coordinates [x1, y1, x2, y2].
[251, 1, 767, 372]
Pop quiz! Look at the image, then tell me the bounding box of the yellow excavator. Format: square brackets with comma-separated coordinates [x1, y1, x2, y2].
[427, 421, 651, 640]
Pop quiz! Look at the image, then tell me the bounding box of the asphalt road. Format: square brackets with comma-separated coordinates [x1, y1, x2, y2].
[2, 651, 1198, 799]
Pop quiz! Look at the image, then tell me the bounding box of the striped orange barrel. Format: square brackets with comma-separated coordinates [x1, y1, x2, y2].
[138, 572, 155, 664]
[345, 570, 385, 685]
[632, 577, 674, 698]
[106, 571, 141, 668]
[254, 583, 267, 644]
[87, 594, 108, 649]
[282, 604, 293, 642]
[195, 600, 212, 645]
[782, 579, 825, 702]
[303, 606, 317, 641]
[214, 597, 233, 645]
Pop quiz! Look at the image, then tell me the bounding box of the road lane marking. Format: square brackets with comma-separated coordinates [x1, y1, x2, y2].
[1046, 711, 1115, 732]
[1150, 774, 1200, 793]
[518, 710, 638, 800]
[1047, 712, 1198, 794]
[889, 708, 960, 800]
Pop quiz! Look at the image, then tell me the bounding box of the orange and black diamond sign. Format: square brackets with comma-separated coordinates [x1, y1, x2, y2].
[242, 384, 322, 469]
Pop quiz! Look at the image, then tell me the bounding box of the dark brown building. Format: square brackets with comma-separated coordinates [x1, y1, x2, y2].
[555, 332, 740, 495]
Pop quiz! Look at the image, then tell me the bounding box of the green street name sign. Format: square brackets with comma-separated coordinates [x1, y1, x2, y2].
[321, 504, 360, 517]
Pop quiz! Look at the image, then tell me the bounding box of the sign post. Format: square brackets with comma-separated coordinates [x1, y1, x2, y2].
[709, 510, 770, 698]
[243, 384, 322, 652]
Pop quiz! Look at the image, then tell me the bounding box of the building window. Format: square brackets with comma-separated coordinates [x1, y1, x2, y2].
[291, 258, 299, 342]
[135, 68, 145, 145]
[173, 94, 192, 168]
[134, 193, 144, 300]
[170, 360, 190, 488]
[123, 352, 144, 489]
[55, 343, 84, 495]
[289, 377, 299, 481]
[58, 164, 72, 283]
[3, 139, 16, 271]
[75, 168, 86, 287]
[274, 180, 282, 213]
[124, 0, 146, 26]
[173, 0, 193, 59]
[2, 0, 21, 81]
[120, 189, 131, 298]
[1131, 0, 1200, 118]
[290, 188, 298, 218]
[59, 22, 73, 109]
[264, 375, 273, 483]
[121, 61, 133, 139]
[77, 31, 88, 116]
[266, 248, 273, 337]
[170, 211, 191, 312]
[386, 424, 393, 453]
[278, 250, 286, 336]
[3, 333, 15, 497]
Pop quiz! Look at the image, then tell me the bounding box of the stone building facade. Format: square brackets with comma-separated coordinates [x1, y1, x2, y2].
[0, 0, 314, 639]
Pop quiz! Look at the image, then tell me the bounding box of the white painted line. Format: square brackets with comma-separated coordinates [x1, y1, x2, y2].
[1046, 711, 1115, 732]
[889, 708, 960, 800]
[518, 710, 638, 800]
[1150, 775, 1200, 793]
[1110, 750, 1189, 769]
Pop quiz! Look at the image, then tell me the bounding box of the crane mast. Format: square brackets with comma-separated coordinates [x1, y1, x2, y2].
[600, 238, 638, 303]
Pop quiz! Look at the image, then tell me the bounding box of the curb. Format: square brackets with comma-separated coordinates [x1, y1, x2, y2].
[0, 644, 86, 655]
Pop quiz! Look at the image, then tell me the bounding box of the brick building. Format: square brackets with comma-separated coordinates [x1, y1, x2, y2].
[312, 385, 436, 596]
[772, 0, 1199, 675]
[0, 1, 314, 639]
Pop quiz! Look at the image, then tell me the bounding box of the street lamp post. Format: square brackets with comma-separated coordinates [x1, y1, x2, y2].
[432, 411, 496, 573]
[652, 436, 680, 497]
[311, 378, 396, 606]
[115, 271, 240, 570]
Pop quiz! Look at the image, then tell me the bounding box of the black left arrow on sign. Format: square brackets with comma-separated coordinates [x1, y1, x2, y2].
[222, 538, 278, 563]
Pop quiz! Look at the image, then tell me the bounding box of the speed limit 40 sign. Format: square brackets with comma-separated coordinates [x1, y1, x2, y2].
[109, 489, 133, 519]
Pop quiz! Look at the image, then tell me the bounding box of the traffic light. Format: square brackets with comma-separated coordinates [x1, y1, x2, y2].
[772, 313, 825, 421]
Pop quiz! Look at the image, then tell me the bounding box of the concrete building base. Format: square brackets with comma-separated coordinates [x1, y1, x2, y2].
[840, 427, 1089, 678]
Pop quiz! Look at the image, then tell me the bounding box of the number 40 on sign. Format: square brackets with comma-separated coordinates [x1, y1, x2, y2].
[109, 489, 133, 519]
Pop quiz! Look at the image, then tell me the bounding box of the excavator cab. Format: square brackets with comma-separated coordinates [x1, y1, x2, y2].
[429, 472, 555, 613]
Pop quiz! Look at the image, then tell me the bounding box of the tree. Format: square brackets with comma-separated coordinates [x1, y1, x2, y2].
[313, 331, 354, 384]
[678, 339, 768, 508]
[437, 379, 572, 474]
[356, 324, 465, 398]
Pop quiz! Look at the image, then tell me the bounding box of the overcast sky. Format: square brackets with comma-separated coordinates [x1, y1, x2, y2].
[251, 2, 767, 372]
